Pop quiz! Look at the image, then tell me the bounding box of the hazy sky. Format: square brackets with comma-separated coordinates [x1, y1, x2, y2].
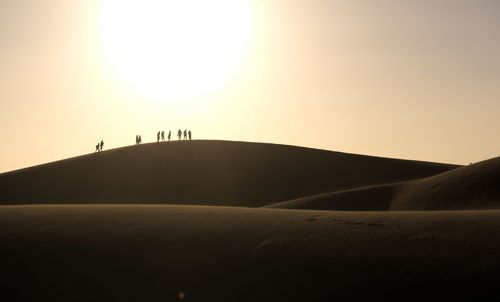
[1, 0, 499, 172]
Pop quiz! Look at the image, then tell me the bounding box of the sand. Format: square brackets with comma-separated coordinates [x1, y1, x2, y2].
[2, 205, 500, 301]
[1, 140, 499, 301]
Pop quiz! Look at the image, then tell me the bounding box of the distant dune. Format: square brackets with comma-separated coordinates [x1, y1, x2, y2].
[2, 205, 500, 301]
[0, 140, 457, 206]
[268, 157, 500, 211]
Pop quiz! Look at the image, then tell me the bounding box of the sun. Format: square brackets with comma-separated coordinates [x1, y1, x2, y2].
[98, 0, 254, 103]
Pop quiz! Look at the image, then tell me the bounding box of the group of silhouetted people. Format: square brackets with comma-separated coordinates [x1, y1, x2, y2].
[135, 129, 193, 144]
[157, 130, 171, 142]
[135, 135, 143, 144]
[93, 129, 195, 154]
[177, 129, 192, 140]
[95, 140, 104, 152]
[156, 129, 192, 142]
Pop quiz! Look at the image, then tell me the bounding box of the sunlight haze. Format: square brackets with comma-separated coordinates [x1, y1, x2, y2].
[1, 0, 499, 172]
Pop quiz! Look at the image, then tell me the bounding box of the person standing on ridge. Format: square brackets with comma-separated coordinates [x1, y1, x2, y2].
[100, 140, 104, 151]
[157, 131, 160, 142]
[168, 130, 171, 141]
[188, 130, 192, 140]
[177, 129, 182, 141]
[183, 129, 187, 140]
[161, 131, 165, 141]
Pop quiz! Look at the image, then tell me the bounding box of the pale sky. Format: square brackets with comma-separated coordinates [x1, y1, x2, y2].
[1, 0, 499, 173]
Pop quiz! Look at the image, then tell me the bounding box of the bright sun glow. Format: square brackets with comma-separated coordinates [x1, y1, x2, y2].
[99, 0, 253, 103]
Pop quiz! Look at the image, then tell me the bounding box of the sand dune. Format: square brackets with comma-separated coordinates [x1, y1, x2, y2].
[2, 205, 500, 301]
[269, 157, 500, 211]
[391, 156, 500, 210]
[0, 140, 457, 206]
[1, 141, 500, 301]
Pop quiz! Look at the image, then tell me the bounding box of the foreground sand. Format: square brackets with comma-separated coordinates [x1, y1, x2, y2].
[2, 205, 500, 301]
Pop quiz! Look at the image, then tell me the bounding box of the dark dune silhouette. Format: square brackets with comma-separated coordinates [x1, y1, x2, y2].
[0, 140, 457, 206]
[1, 205, 500, 301]
[268, 156, 500, 211]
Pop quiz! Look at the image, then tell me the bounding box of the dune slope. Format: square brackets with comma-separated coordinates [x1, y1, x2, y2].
[2, 205, 500, 301]
[266, 182, 400, 210]
[391, 156, 500, 210]
[0, 140, 457, 206]
[269, 157, 500, 211]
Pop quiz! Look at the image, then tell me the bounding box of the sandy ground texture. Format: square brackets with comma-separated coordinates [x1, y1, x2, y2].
[2, 205, 500, 301]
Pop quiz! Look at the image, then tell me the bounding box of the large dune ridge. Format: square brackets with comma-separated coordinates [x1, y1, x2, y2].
[0, 140, 458, 206]
[2, 205, 500, 301]
[269, 156, 500, 211]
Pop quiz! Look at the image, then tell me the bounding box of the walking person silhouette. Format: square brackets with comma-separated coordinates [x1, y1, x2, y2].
[100, 140, 104, 151]
[188, 130, 192, 140]
[161, 131, 165, 141]
[95, 143, 99, 152]
[183, 129, 187, 140]
[168, 130, 171, 141]
[177, 129, 182, 141]
[157, 131, 160, 142]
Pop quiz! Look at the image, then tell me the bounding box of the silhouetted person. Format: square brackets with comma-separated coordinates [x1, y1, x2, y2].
[188, 130, 192, 140]
[157, 131, 160, 142]
[139, 135, 142, 144]
[183, 129, 187, 140]
[135, 135, 139, 144]
[100, 140, 104, 151]
[168, 130, 171, 141]
[95, 143, 99, 152]
[161, 131, 165, 141]
[178, 129, 182, 140]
